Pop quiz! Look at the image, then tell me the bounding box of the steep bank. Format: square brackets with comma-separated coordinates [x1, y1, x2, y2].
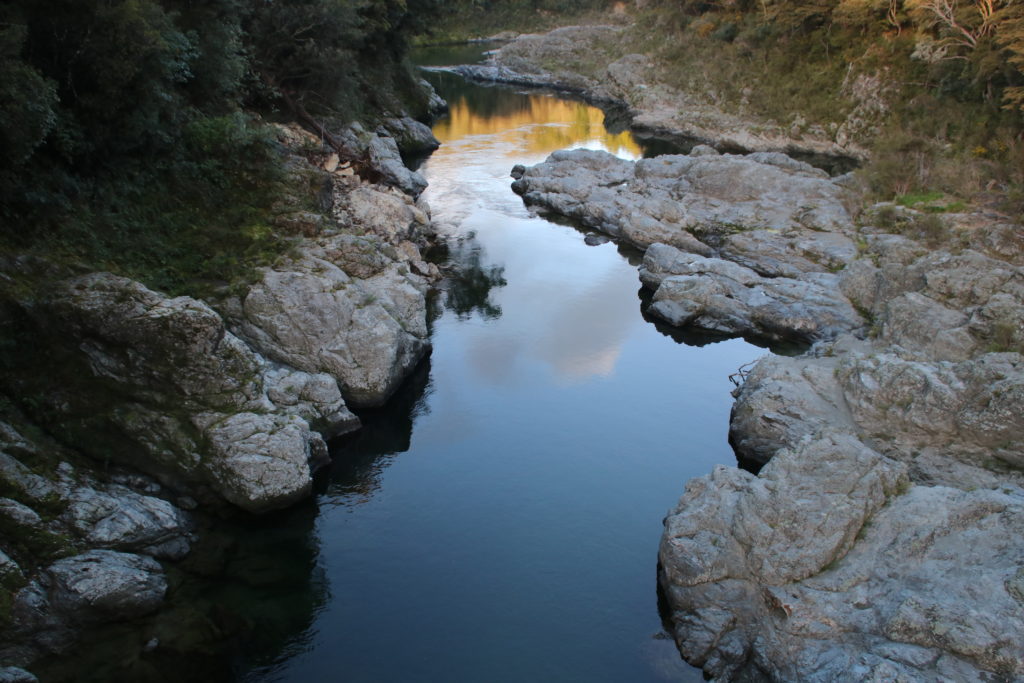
[512, 142, 1024, 679]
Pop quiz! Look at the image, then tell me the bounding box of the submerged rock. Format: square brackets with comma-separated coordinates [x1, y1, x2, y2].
[44, 550, 166, 623]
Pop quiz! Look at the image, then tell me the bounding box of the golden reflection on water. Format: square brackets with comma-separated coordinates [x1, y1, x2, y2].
[433, 94, 643, 158]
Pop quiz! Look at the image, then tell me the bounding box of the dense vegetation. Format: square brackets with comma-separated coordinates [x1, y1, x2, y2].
[416, 0, 611, 41]
[635, 0, 1024, 206]
[0, 0, 438, 295]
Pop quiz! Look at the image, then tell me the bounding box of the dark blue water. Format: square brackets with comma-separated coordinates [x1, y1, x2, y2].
[242, 61, 768, 682]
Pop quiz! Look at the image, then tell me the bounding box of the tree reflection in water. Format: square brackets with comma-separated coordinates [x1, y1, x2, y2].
[436, 233, 507, 321]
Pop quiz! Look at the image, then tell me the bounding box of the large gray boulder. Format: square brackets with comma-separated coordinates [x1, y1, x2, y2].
[227, 245, 430, 408]
[44, 550, 166, 624]
[660, 434, 1024, 681]
[641, 244, 862, 343]
[31, 273, 357, 513]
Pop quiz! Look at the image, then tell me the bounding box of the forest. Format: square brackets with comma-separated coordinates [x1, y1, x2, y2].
[0, 0, 438, 294]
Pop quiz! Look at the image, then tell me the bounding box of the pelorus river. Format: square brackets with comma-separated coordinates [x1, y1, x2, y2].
[239, 49, 769, 682]
[35, 47, 775, 683]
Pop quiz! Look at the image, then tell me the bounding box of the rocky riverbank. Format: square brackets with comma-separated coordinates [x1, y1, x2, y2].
[511, 143, 1024, 679]
[0, 105, 445, 676]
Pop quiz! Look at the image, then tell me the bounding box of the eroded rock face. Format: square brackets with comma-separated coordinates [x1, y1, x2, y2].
[641, 244, 862, 343]
[512, 148, 854, 254]
[660, 435, 1024, 681]
[30, 273, 356, 513]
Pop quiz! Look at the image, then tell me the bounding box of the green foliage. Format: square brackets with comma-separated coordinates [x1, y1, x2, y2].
[896, 191, 966, 212]
[0, 25, 57, 167]
[0, 0, 439, 297]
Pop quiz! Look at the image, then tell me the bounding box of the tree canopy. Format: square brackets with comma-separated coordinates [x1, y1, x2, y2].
[0, 0, 439, 293]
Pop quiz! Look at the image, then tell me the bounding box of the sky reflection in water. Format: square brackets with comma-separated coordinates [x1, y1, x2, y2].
[250, 64, 767, 683]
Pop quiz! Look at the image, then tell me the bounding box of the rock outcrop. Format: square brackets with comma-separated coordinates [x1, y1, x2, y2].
[513, 148, 863, 342]
[648, 184, 1024, 678]
[509, 134, 1024, 681]
[640, 244, 861, 343]
[0, 81, 445, 679]
[25, 272, 352, 514]
[222, 211, 434, 408]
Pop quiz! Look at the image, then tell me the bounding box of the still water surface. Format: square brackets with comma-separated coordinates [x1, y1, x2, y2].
[244, 61, 770, 680]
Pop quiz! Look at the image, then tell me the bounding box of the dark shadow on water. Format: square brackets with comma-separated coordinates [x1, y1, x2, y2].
[31, 501, 325, 683]
[422, 70, 536, 122]
[324, 357, 433, 498]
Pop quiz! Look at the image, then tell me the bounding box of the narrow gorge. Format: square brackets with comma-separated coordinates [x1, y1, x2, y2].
[2, 5, 1023, 683]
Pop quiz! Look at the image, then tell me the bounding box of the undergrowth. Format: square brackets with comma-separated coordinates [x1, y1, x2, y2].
[1, 114, 294, 300]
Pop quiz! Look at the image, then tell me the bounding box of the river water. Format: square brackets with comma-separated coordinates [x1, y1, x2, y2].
[239, 56, 771, 681]
[32, 50, 773, 683]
